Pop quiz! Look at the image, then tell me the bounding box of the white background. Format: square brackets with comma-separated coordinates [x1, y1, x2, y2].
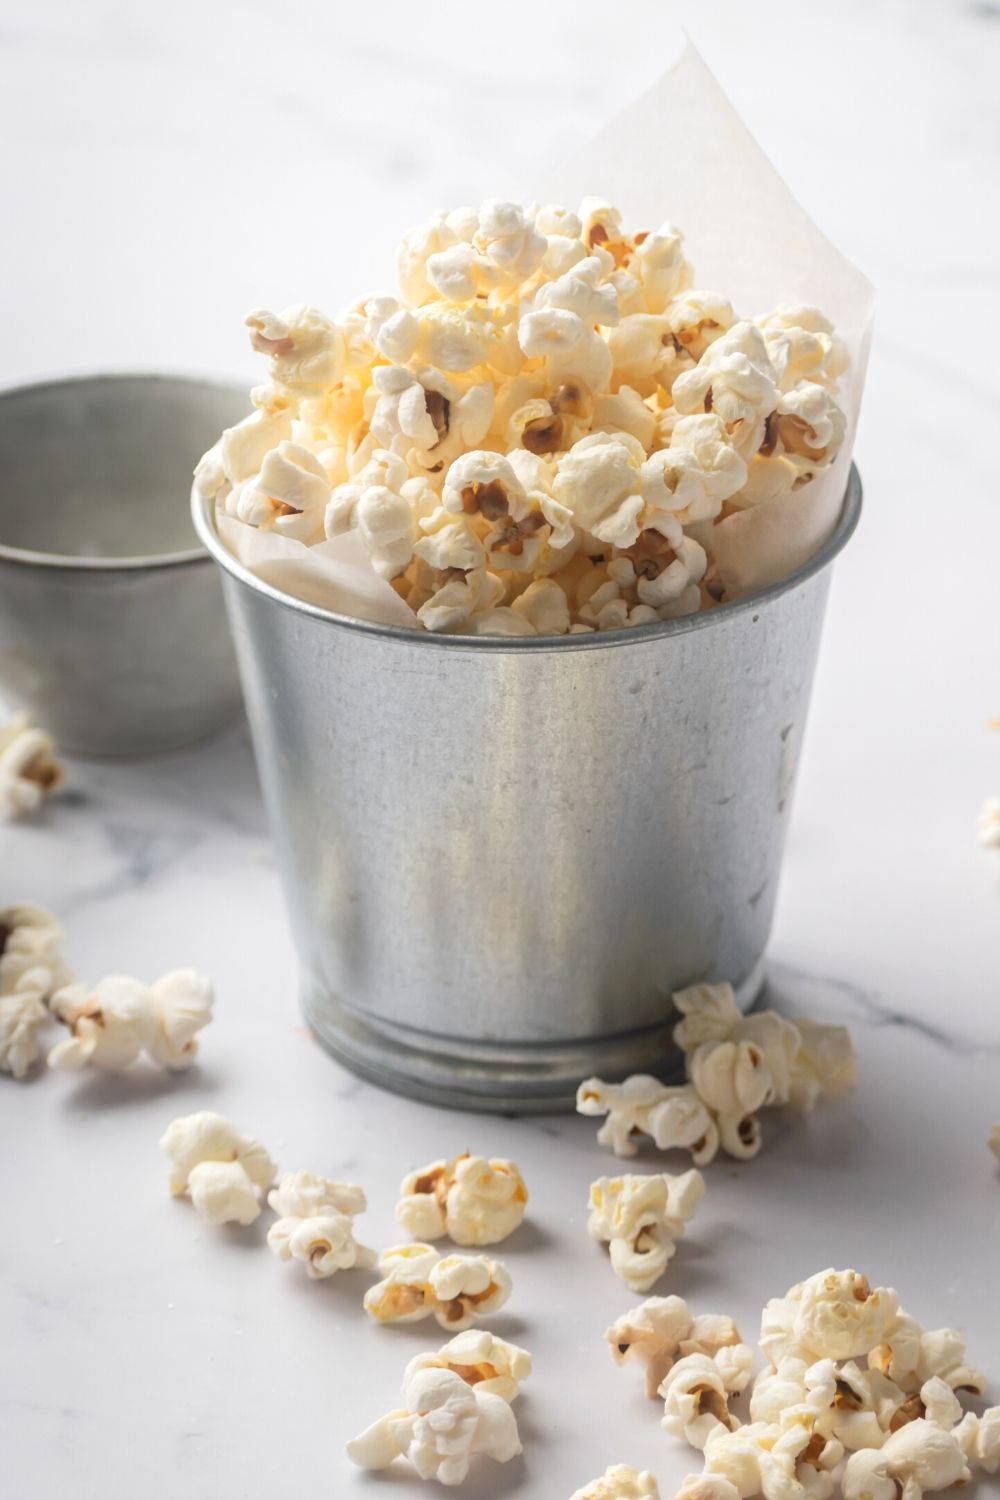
[1, 3, 999, 1497]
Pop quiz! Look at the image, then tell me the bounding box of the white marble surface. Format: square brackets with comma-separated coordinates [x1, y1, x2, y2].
[3, 2, 1000, 1497]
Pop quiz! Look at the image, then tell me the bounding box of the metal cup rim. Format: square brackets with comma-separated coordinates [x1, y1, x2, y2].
[192, 462, 862, 653]
[0, 371, 246, 572]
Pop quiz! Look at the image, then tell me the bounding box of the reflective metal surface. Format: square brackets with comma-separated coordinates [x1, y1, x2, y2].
[195, 467, 862, 1110]
[0, 374, 247, 756]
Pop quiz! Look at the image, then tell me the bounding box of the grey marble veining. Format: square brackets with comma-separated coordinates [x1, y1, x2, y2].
[3, 2, 1000, 1497]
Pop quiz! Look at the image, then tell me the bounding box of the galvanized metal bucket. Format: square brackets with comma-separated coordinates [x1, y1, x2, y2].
[194, 468, 861, 1111]
[0, 374, 247, 757]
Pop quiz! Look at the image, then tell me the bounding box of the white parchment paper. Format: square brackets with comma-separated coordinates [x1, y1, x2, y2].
[218, 38, 873, 614]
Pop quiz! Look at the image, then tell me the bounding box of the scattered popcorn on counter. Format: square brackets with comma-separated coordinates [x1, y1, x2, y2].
[197, 198, 849, 636]
[0, 992, 49, 1079]
[0, 714, 65, 821]
[160, 1111, 277, 1226]
[661, 1350, 751, 1451]
[266, 1170, 374, 1278]
[578, 982, 856, 1163]
[649, 1268, 999, 1500]
[578, 1077, 719, 1163]
[607, 1296, 749, 1400]
[569, 1464, 661, 1499]
[48, 968, 213, 1072]
[346, 1363, 521, 1486]
[0, 904, 73, 1080]
[0, 904, 73, 1001]
[396, 1153, 528, 1246]
[364, 1242, 512, 1330]
[587, 1170, 705, 1292]
[404, 1330, 531, 1402]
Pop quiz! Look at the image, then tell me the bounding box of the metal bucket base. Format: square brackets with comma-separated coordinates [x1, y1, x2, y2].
[302, 959, 765, 1114]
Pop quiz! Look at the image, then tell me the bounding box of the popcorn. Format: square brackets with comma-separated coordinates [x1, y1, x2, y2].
[587, 1170, 706, 1292]
[661, 1352, 745, 1450]
[0, 992, 49, 1079]
[347, 1364, 521, 1486]
[607, 1296, 749, 1399]
[160, 1111, 277, 1226]
[48, 969, 213, 1073]
[841, 1420, 970, 1500]
[956, 1406, 1000, 1471]
[580, 982, 855, 1163]
[578, 1077, 719, 1164]
[760, 1270, 897, 1366]
[570, 1466, 661, 1500]
[0, 903, 73, 1001]
[869, 1308, 986, 1396]
[755, 306, 847, 393]
[364, 1243, 512, 1330]
[146, 970, 215, 1070]
[405, 1330, 531, 1401]
[990, 1123, 1000, 1164]
[978, 796, 1000, 848]
[671, 323, 780, 458]
[396, 1154, 528, 1246]
[658, 1271, 997, 1500]
[266, 1170, 374, 1279]
[0, 714, 65, 821]
[207, 198, 848, 635]
[230, 440, 331, 543]
[671, 1479, 739, 1500]
[245, 305, 344, 397]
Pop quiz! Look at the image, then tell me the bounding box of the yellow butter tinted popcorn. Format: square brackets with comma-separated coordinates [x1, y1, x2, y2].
[364, 1242, 512, 1330]
[396, 1153, 528, 1246]
[197, 199, 849, 635]
[404, 1330, 531, 1402]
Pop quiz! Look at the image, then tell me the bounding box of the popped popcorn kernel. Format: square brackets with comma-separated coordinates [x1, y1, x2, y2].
[160, 1111, 276, 1226]
[405, 1329, 531, 1401]
[607, 1296, 748, 1399]
[570, 1465, 661, 1500]
[266, 1170, 374, 1278]
[364, 1242, 512, 1330]
[397, 1153, 528, 1246]
[0, 903, 73, 1002]
[0, 714, 66, 821]
[347, 1365, 521, 1486]
[588, 1170, 705, 1292]
[0, 992, 49, 1079]
[48, 969, 213, 1073]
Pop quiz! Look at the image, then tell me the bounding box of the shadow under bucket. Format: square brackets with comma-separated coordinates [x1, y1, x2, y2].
[194, 468, 861, 1112]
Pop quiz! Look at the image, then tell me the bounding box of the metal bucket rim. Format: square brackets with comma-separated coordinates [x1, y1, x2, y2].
[193, 462, 862, 653]
[0, 371, 246, 573]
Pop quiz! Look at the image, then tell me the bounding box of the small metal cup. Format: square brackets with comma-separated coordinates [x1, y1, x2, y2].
[194, 468, 862, 1112]
[0, 374, 248, 756]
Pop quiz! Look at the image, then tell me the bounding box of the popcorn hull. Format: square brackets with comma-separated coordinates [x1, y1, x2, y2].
[195, 469, 861, 1112]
